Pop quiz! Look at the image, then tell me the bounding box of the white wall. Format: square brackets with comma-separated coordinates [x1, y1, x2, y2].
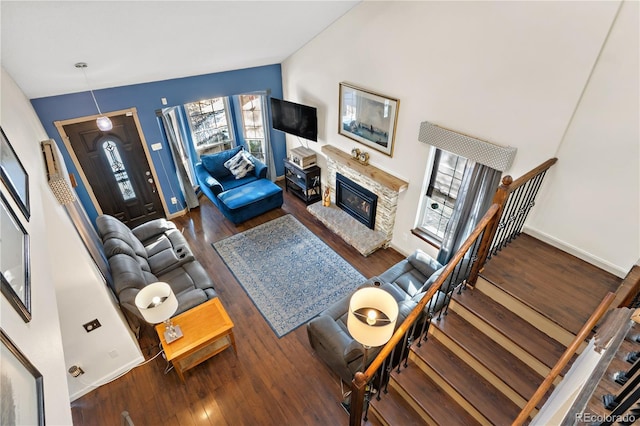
[1, 68, 73, 425]
[1, 67, 143, 408]
[281, 0, 637, 274]
[526, 0, 640, 277]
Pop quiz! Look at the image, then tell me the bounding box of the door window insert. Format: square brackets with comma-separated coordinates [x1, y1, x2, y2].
[102, 139, 137, 201]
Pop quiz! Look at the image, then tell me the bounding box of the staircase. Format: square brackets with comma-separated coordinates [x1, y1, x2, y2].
[367, 234, 621, 426]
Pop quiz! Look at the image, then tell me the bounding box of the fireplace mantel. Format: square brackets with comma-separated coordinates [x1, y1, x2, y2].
[321, 145, 408, 193]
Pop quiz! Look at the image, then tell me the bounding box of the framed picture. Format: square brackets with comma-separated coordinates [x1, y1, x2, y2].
[1, 127, 30, 221]
[1, 329, 44, 426]
[338, 83, 399, 157]
[1, 192, 31, 322]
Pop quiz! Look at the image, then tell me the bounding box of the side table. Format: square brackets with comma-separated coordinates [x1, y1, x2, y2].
[155, 298, 236, 382]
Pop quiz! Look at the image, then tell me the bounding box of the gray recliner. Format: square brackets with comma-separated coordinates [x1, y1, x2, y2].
[306, 250, 447, 384]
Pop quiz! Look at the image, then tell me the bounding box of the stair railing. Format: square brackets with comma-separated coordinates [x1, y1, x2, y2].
[348, 204, 501, 426]
[512, 292, 616, 425]
[466, 158, 557, 287]
[489, 158, 558, 259]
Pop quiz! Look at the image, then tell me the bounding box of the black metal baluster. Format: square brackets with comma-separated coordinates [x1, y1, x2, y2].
[511, 172, 545, 240]
[503, 184, 527, 245]
[599, 385, 640, 425]
[396, 330, 410, 373]
[603, 369, 640, 409]
[614, 356, 640, 385]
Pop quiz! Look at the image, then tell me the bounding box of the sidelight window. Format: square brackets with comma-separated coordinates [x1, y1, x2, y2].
[418, 149, 468, 241]
[239, 94, 267, 162]
[102, 140, 137, 201]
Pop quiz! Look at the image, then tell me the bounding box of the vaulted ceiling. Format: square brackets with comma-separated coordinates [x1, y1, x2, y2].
[1, 1, 359, 99]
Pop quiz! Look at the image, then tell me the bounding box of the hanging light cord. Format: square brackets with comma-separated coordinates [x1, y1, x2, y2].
[76, 62, 103, 115]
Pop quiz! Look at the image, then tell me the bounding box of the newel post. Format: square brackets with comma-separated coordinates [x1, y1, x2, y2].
[349, 372, 368, 426]
[467, 176, 512, 286]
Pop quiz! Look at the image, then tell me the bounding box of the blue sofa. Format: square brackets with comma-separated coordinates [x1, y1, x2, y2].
[195, 146, 283, 224]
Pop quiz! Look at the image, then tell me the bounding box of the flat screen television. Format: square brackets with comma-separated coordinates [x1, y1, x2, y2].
[270, 98, 317, 142]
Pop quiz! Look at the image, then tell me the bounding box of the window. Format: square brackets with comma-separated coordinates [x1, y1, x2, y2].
[418, 149, 468, 241]
[239, 94, 267, 162]
[102, 139, 136, 201]
[184, 97, 234, 156]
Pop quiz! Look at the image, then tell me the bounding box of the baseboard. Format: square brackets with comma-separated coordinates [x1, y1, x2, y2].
[69, 354, 145, 401]
[166, 208, 187, 220]
[523, 226, 627, 278]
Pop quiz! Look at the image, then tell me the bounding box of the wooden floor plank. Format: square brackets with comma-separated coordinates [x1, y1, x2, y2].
[71, 183, 404, 426]
[481, 234, 621, 335]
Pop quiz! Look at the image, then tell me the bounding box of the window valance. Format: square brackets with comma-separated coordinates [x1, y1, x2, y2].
[418, 121, 517, 172]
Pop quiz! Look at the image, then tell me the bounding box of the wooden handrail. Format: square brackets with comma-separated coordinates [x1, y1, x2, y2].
[511, 292, 616, 425]
[350, 204, 500, 424]
[506, 158, 558, 193]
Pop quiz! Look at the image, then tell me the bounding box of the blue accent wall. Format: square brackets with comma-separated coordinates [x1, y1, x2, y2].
[31, 64, 285, 223]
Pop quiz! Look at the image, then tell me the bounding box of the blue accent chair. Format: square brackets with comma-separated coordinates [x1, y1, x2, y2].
[195, 146, 283, 224]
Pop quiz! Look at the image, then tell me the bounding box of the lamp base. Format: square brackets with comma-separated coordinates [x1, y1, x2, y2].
[164, 325, 183, 343]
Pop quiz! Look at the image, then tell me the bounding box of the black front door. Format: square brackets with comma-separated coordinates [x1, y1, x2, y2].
[63, 113, 164, 228]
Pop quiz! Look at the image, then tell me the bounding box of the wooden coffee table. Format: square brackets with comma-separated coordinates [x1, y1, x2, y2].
[155, 298, 236, 382]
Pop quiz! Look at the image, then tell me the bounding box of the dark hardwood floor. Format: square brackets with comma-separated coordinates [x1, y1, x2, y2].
[71, 181, 404, 426]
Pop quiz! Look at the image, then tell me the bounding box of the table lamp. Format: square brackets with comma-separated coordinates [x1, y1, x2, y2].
[347, 287, 399, 369]
[135, 282, 183, 343]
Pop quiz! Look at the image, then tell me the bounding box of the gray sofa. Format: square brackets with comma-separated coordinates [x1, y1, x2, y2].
[96, 214, 217, 335]
[306, 250, 447, 384]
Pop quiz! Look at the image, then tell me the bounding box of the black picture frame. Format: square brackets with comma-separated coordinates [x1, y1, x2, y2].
[0, 329, 45, 426]
[1, 127, 30, 221]
[1, 192, 31, 322]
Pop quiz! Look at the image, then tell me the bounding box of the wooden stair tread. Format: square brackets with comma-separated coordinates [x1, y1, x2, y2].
[389, 362, 481, 426]
[432, 310, 547, 405]
[369, 385, 429, 426]
[453, 288, 567, 370]
[481, 233, 621, 335]
[412, 339, 521, 425]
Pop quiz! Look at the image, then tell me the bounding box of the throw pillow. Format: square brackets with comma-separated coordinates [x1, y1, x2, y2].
[224, 150, 255, 179]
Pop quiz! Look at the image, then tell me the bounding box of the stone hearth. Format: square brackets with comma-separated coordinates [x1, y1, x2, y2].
[307, 145, 408, 256]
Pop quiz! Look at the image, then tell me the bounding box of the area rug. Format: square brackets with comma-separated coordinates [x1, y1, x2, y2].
[212, 214, 365, 337]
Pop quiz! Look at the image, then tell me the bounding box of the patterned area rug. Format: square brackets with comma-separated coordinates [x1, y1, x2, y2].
[213, 214, 365, 337]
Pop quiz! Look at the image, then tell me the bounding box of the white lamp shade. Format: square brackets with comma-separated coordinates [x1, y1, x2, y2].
[347, 287, 399, 347]
[96, 115, 113, 131]
[135, 282, 178, 324]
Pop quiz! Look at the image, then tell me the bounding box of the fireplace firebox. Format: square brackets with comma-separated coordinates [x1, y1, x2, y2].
[336, 173, 377, 229]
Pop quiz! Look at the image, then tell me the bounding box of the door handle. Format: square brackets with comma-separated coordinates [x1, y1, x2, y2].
[147, 175, 157, 193]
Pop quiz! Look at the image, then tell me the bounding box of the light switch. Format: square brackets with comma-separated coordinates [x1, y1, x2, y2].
[151, 143, 162, 151]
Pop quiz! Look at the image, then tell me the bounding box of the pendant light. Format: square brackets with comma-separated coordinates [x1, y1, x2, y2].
[75, 62, 113, 131]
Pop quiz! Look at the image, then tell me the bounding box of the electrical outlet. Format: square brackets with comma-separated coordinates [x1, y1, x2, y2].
[171, 197, 178, 205]
[83, 319, 101, 332]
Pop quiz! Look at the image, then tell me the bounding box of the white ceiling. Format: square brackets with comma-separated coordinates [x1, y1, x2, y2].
[1, 1, 359, 99]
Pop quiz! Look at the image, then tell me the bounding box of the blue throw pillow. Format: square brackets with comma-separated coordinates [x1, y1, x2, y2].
[200, 146, 243, 178]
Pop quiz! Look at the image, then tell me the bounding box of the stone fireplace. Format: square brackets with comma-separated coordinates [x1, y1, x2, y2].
[307, 145, 408, 256]
[335, 173, 378, 229]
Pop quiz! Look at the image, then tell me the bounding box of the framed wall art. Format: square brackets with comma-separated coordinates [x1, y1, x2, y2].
[1, 127, 30, 220]
[1, 192, 31, 322]
[338, 83, 399, 157]
[1, 329, 45, 426]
